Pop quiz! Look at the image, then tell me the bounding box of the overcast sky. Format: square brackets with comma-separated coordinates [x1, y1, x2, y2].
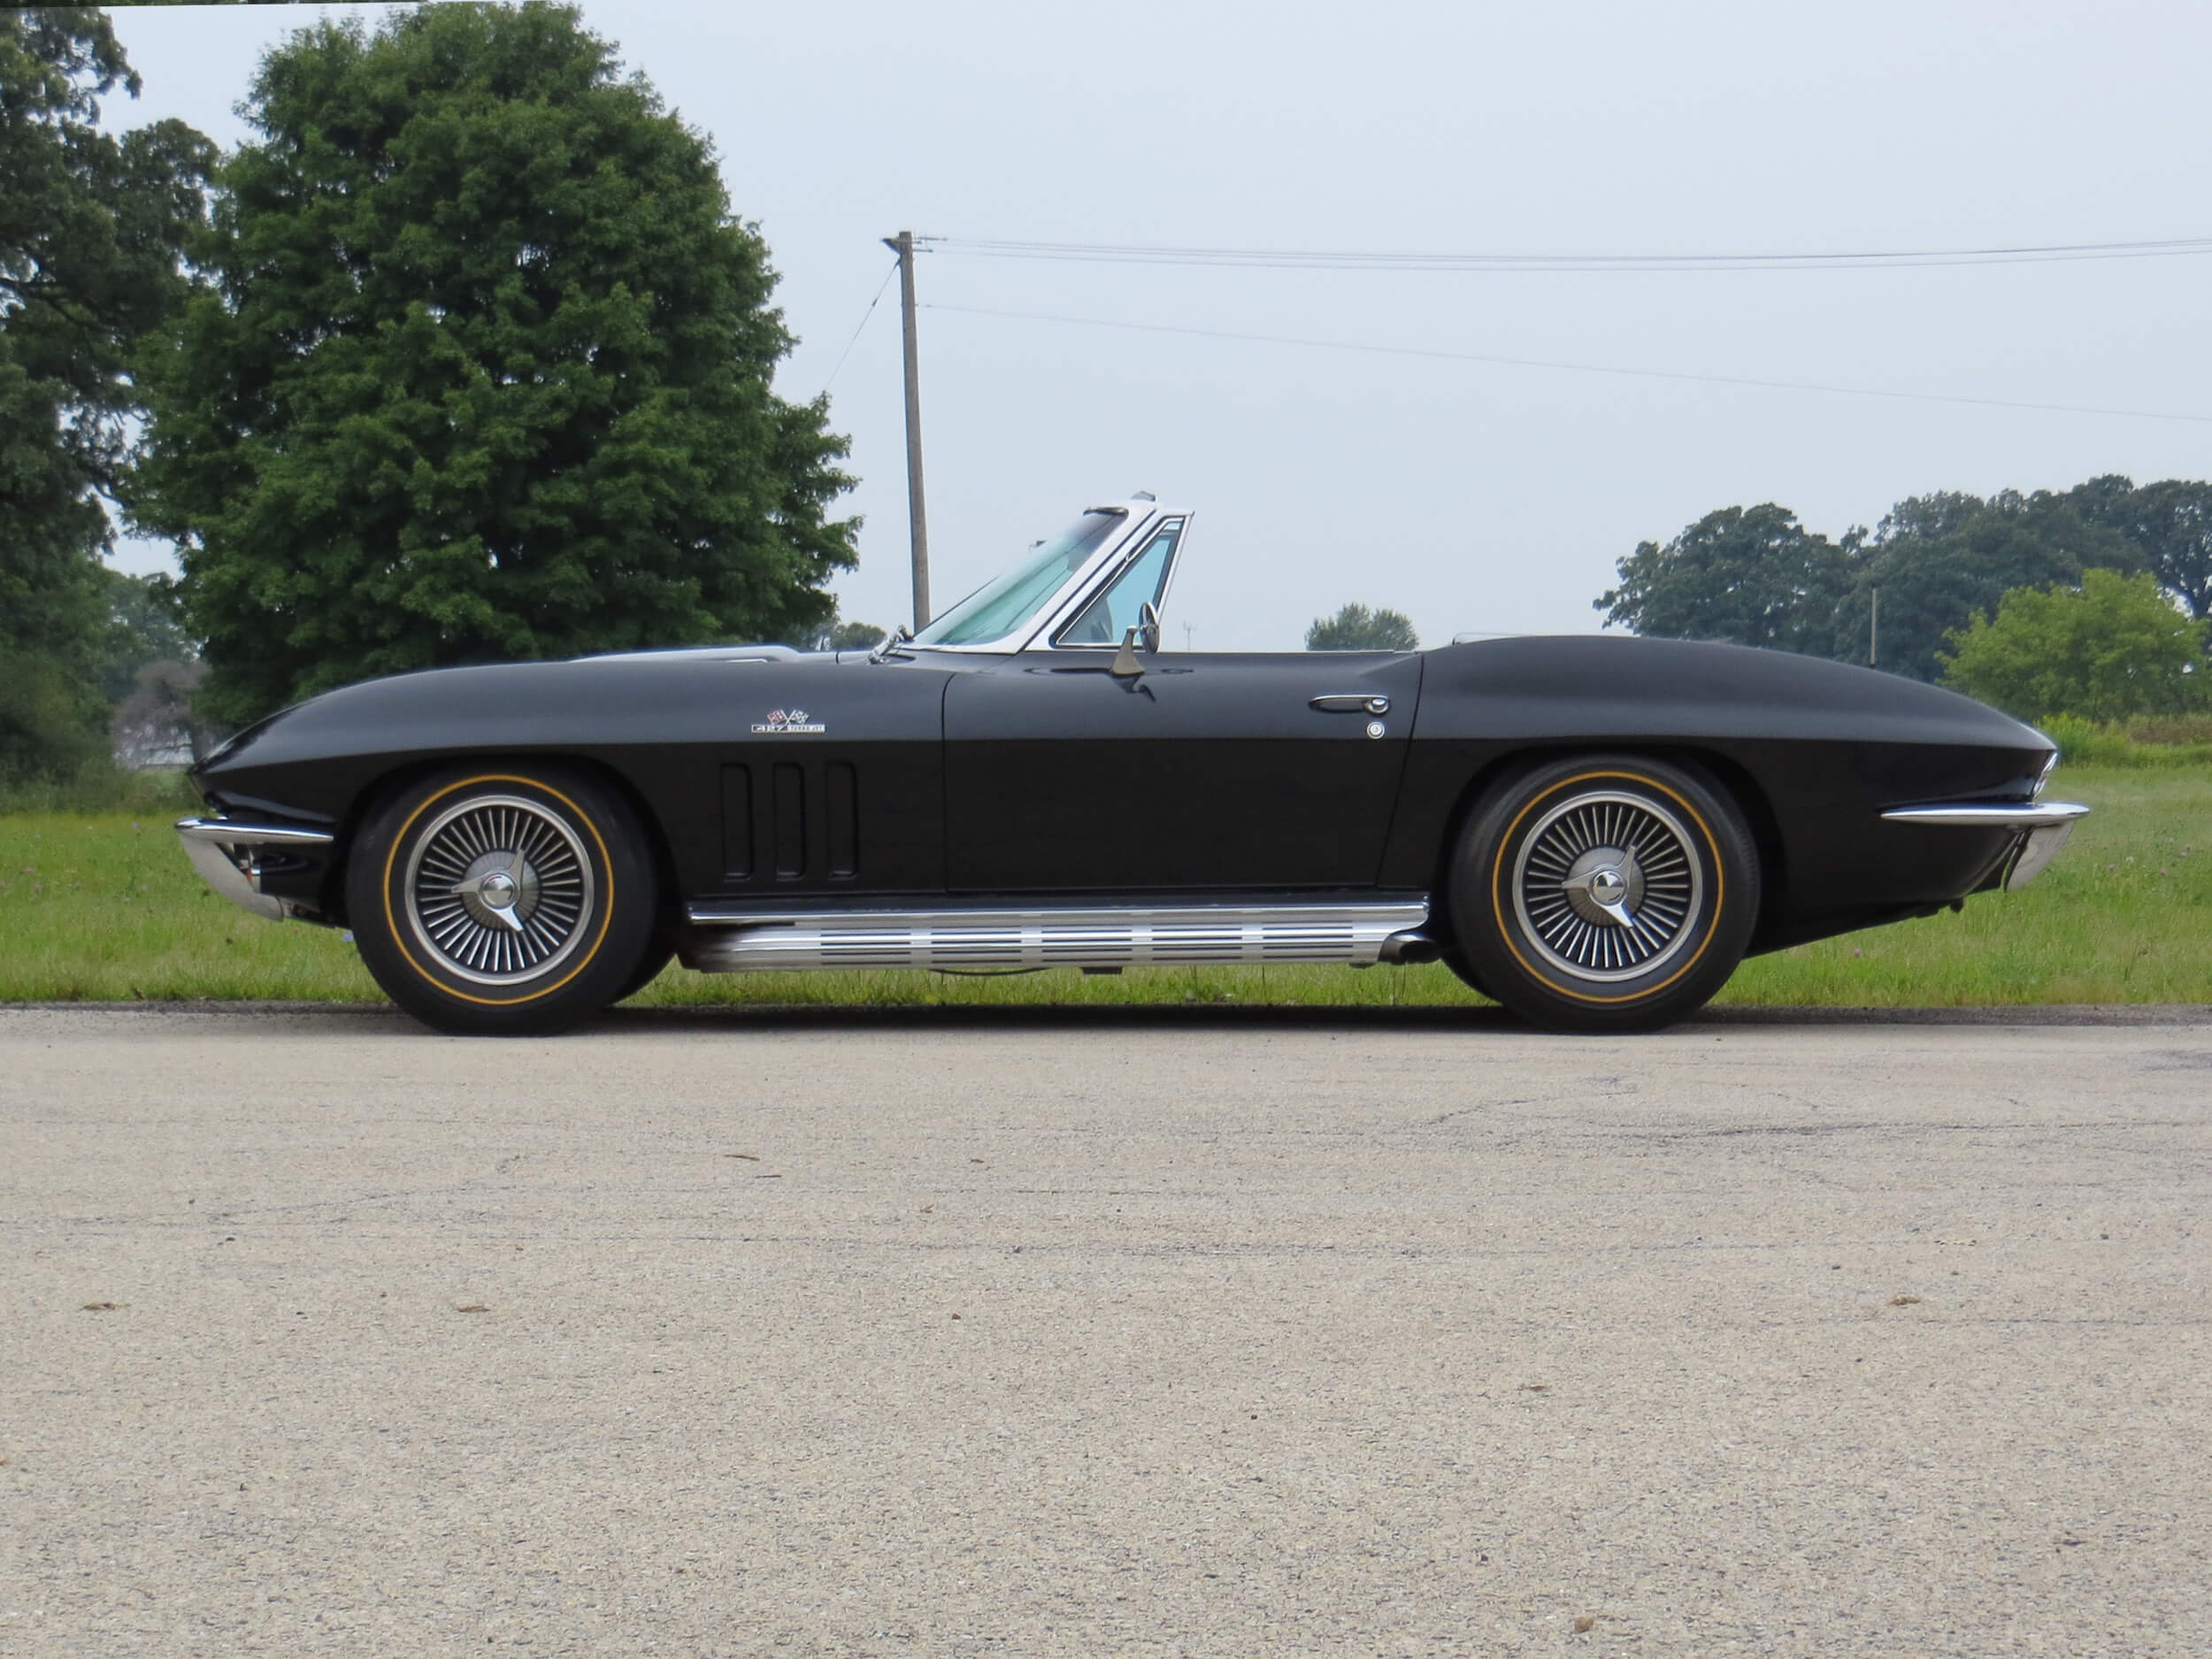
[105, 0, 2212, 649]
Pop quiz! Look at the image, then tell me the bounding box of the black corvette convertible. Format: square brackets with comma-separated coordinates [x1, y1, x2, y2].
[177, 496, 2086, 1035]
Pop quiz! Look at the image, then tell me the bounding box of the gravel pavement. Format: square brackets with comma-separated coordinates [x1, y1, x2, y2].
[4, 1002, 2209, 1657]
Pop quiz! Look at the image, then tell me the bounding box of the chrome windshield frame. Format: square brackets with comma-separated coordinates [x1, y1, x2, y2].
[899, 500, 1193, 655]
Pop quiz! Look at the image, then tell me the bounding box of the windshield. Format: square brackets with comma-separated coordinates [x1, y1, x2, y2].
[911, 511, 1126, 646]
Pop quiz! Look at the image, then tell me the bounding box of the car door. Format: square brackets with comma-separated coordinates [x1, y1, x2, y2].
[943, 648, 1424, 893]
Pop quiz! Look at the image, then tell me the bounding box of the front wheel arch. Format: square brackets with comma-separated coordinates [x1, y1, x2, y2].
[321, 753, 683, 933]
[342, 760, 664, 1034]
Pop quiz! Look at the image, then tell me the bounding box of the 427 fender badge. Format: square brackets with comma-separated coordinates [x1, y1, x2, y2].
[750, 707, 826, 735]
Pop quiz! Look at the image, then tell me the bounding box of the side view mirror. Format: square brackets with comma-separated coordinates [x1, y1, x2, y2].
[1111, 624, 1147, 680]
[1112, 603, 1164, 679]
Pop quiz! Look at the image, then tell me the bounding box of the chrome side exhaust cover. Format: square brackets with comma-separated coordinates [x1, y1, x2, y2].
[683, 900, 1431, 974]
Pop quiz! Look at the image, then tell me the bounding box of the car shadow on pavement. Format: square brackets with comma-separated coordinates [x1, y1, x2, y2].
[592, 1001, 2212, 1036]
[9, 1001, 2204, 1034]
[601, 1002, 1525, 1034]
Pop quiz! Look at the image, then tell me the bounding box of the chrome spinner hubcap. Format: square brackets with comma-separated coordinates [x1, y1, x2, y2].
[1513, 790, 1703, 982]
[403, 795, 595, 985]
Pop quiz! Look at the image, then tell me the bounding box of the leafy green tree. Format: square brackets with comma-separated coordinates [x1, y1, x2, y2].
[130, 2, 856, 727]
[2063, 474, 2212, 621]
[1595, 504, 1856, 654]
[0, 655, 106, 784]
[787, 615, 883, 651]
[822, 619, 887, 651]
[1940, 569, 2207, 723]
[96, 568, 196, 702]
[1306, 603, 1418, 651]
[1601, 480, 2212, 682]
[1833, 490, 2135, 681]
[0, 7, 211, 778]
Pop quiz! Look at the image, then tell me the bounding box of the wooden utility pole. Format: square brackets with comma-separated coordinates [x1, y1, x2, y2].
[1870, 585, 1880, 667]
[882, 231, 930, 629]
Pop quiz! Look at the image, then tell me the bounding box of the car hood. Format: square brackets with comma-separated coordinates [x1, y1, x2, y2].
[195, 648, 883, 782]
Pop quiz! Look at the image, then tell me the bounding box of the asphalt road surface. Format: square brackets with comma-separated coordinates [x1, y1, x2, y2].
[4, 1002, 2209, 1658]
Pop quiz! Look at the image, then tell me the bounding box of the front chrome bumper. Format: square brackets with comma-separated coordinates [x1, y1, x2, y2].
[1880, 801, 2091, 891]
[175, 818, 336, 921]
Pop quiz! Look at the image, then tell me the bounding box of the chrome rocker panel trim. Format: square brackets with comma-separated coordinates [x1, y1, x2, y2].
[175, 818, 336, 922]
[683, 899, 1431, 973]
[1881, 801, 2091, 892]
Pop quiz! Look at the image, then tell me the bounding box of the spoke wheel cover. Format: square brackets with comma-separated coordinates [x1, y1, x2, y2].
[403, 795, 595, 986]
[1511, 789, 1704, 984]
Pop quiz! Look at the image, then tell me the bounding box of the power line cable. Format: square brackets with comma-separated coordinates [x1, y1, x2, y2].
[813, 257, 900, 397]
[926, 302, 2212, 426]
[929, 234, 2212, 274]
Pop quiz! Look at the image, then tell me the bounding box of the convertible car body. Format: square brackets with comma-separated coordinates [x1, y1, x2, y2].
[178, 496, 2087, 1034]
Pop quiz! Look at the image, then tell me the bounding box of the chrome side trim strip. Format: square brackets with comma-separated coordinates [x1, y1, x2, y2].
[1880, 802, 2091, 829]
[176, 818, 336, 846]
[684, 900, 1429, 973]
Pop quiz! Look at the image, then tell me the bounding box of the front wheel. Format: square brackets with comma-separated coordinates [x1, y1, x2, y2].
[1447, 755, 1759, 1033]
[345, 764, 658, 1035]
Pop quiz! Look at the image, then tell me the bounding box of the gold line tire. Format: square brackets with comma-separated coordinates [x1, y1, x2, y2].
[345, 764, 658, 1035]
[1448, 755, 1758, 1033]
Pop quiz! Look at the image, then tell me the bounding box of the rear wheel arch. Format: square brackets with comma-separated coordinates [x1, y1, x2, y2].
[1427, 743, 1783, 954]
[1672, 748, 1787, 953]
[1431, 747, 1767, 1028]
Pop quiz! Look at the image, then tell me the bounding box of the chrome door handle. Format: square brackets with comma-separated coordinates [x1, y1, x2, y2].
[1310, 695, 1389, 715]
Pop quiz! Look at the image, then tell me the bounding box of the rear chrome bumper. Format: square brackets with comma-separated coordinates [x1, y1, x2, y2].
[175, 818, 336, 921]
[1880, 801, 2091, 892]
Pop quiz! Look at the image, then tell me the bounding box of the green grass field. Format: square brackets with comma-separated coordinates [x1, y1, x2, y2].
[2, 764, 2205, 1008]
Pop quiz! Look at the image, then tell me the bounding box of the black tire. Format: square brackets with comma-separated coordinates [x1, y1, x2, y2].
[1440, 947, 1494, 1002]
[1447, 754, 1758, 1033]
[345, 764, 657, 1035]
[615, 942, 676, 1002]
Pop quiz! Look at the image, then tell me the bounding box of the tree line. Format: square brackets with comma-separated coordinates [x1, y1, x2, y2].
[1597, 479, 2212, 719]
[2, 3, 857, 786]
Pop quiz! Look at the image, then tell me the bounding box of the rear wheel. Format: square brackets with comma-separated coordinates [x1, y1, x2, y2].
[616, 942, 676, 1002]
[1448, 755, 1757, 1033]
[1440, 947, 1494, 1002]
[345, 764, 657, 1035]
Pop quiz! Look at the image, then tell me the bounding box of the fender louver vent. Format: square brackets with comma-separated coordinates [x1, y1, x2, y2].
[722, 759, 861, 886]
